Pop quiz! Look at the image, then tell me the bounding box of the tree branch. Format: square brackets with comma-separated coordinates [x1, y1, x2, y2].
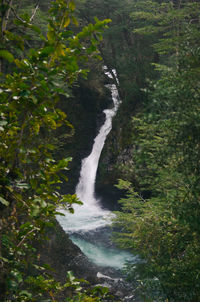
[17, 227, 39, 248]
[30, 4, 39, 22]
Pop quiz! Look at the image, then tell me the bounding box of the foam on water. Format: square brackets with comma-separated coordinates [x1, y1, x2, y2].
[57, 207, 113, 232]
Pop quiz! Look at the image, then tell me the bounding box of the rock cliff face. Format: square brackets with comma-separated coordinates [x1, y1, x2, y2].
[37, 219, 98, 283]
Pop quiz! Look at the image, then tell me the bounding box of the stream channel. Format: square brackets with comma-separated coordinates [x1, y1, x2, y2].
[57, 68, 137, 285]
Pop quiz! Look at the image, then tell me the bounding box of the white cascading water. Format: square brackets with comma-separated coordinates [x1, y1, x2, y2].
[57, 67, 134, 269]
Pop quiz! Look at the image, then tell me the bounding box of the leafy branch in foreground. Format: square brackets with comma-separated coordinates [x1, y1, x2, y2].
[0, 0, 111, 300]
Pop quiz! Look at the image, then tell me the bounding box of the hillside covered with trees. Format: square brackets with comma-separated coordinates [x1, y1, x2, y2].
[1, 0, 200, 301]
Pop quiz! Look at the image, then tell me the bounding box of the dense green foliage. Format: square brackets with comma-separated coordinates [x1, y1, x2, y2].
[112, 1, 200, 301]
[1, 0, 200, 301]
[0, 0, 112, 301]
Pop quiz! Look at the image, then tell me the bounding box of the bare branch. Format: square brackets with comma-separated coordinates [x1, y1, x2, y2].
[1, 0, 13, 33]
[30, 4, 39, 22]
[17, 227, 39, 248]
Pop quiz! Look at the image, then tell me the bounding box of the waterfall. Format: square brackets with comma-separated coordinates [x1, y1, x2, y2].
[57, 67, 134, 269]
[76, 73, 120, 207]
[58, 67, 120, 232]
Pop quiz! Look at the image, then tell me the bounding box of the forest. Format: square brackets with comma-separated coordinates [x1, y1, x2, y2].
[0, 0, 200, 301]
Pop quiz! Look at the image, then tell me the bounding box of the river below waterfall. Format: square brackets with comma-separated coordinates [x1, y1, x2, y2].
[57, 67, 136, 277]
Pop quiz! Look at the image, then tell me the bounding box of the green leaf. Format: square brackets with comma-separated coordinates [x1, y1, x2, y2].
[30, 25, 41, 34]
[31, 96, 38, 104]
[0, 196, 9, 206]
[11, 269, 23, 283]
[0, 256, 9, 263]
[69, 0, 75, 11]
[19, 290, 32, 298]
[30, 205, 40, 217]
[71, 15, 79, 26]
[40, 46, 55, 57]
[15, 182, 30, 189]
[0, 120, 7, 126]
[63, 16, 70, 28]
[47, 26, 55, 43]
[67, 271, 75, 282]
[0, 50, 14, 62]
